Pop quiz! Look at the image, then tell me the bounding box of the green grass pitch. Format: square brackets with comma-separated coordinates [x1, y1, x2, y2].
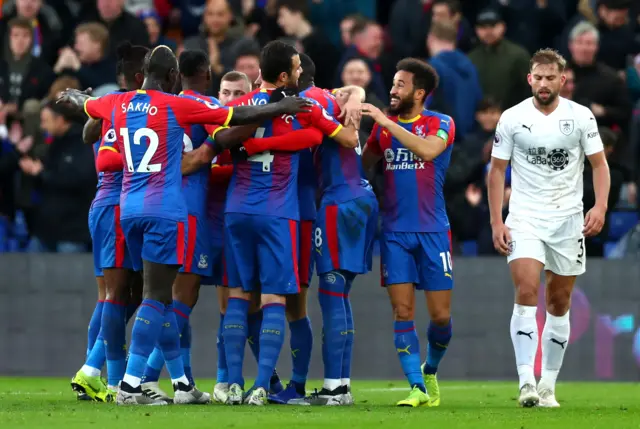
[1, 378, 639, 429]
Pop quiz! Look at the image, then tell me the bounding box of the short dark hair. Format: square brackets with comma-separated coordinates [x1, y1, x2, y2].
[144, 45, 178, 80]
[299, 53, 315, 88]
[530, 48, 567, 72]
[260, 40, 298, 84]
[8, 16, 32, 33]
[433, 0, 461, 15]
[476, 97, 502, 112]
[396, 58, 439, 101]
[43, 99, 77, 122]
[235, 41, 261, 60]
[350, 17, 374, 39]
[276, 0, 309, 19]
[116, 42, 149, 87]
[179, 49, 210, 77]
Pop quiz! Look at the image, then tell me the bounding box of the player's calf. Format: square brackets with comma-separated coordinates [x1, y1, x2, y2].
[252, 295, 287, 396]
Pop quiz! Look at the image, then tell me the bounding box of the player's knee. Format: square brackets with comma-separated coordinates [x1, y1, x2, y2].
[429, 312, 451, 327]
[392, 302, 414, 322]
[96, 277, 107, 300]
[514, 282, 539, 306]
[546, 288, 571, 316]
[261, 293, 286, 307]
[173, 276, 200, 308]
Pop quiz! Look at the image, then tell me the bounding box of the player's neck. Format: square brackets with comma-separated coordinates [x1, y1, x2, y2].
[141, 78, 163, 92]
[532, 96, 561, 116]
[181, 84, 207, 95]
[398, 105, 424, 121]
[260, 81, 281, 90]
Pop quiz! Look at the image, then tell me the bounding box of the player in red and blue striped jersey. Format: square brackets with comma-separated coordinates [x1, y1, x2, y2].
[362, 58, 455, 408]
[59, 45, 313, 406]
[71, 43, 149, 403]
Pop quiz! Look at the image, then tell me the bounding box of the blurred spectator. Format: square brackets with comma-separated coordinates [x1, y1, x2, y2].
[242, 0, 284, 47]
[139, 9, 177, 52]
[23, 100, 96, 253]
[339, 14, 366, 52]
[468, 8, 530, 110]
[568, 21, 631, 131]
[427, 21, 482, 141]
[334, 18, 388, 103]
[430, 0, 475, 53]
[124, 0, 155, 16]
[339, 57, 385, 144]
[495, 0, 568, 54]
[276, 0, 339, 89]
[0, 0, 62, 65]
[78, 0, 150, 58]
[560, 65, 576, 99]
[629, 94, 640, 208]
[47, 76, 81, 101]
[172, 0, 207, 39]
[53, 23, 117, 91]
[233, 40, 261, 87]
[184, 0, 250, 93]
[389, 0, 432, 60]
[307, 0, 375, 48]
[626, 54, 640, 104]
[0, 17, 54, 115]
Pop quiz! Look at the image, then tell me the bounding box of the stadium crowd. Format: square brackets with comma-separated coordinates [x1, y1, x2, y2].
[0, 0, 638, 256]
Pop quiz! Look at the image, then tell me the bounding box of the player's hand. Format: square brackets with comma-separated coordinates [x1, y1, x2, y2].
[274, 96, 313, 114]
[57, 88, 92, 106]
[361, 103, 387, 125]
[339, 97, 362, 128]
[491, 222, 513, 256]
[583, 205, 606, 237]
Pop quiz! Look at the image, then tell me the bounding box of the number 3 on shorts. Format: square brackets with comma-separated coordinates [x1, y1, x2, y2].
[314, 227, 323, 248]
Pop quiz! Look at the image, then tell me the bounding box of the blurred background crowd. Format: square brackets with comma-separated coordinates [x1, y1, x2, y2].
[0, 0, 638, 257]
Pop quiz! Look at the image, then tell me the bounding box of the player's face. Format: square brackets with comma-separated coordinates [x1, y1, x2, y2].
[528, 63, 565, 106]
[9, 27, 32, 57]
[569, 31, 598, 66]
[389, 71, 419, 115]
[287, 54, 302, 87]
[219, 80, 250, 105]
[476, 107, 501, 132]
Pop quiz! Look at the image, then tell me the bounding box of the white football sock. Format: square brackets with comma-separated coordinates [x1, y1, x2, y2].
[81, 365, 101, 377]
[341, 378, 351, 387]
[172, 375, 190, 386]
[510, 304, 539, 389]
[122, 374, 141, 389]
[540, 311, 570, 390]
[323, 379, 341, 391]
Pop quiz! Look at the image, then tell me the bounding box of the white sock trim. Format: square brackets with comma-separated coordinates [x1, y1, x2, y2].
[514, 304, 538, 318]
[546, 310, 570, 324]
[81, 365, 101, 377]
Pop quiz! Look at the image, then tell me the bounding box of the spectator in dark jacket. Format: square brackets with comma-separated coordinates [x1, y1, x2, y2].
[276, 0, 339, 90]
[53, 22, 117, 91]
[568, 21, 631, 130]
[430, 0, 475, 53]
[0, 17, 54, 113]
[427, 21, 482, 141]
[334, 18, 388, 103]
[139, 9, 177, 52]
[21, 101, 96, 252]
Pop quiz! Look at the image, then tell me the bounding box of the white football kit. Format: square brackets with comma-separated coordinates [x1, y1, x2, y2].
[492, 97, 604, 275]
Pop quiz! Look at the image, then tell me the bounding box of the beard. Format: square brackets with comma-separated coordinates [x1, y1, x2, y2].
[388, 94, 415, 116]
[533, 88, 558, 106]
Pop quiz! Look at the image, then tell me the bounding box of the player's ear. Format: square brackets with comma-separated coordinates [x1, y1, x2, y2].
[526, 73, 533, 86]
[414, 88, 425, 103]
[134, 72, 144, 86]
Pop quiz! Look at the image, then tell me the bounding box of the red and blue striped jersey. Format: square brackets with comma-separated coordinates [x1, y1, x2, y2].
[207, 150, 233, 242]
[303, 86, 373, 205]
[84, 89, 233, 221]
[179, 89, 221, 216]
[92, 117, 123, 208]
[224, 88, 342, 220]
[366, 109, 455, 233]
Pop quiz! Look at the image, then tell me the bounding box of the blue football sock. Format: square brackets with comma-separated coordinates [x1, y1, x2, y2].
[394, 320, 425, 392]
[85, 329, 106, 371]
[173, 300, 193, 385]
[342, 296, 354, 383]
[87, 300, 104, 357]
[254, 304, 286, 390]
[318, 271, 348, 382]
[158, 303, 187, 383]
[216, 312, 228, 383]
[102, 301, 127, 386]
[289, 317, 313, 391]
[424, 318, 452, 375]
[223, 298, 249, 387]
[142, 348, 163, 383]
[125, 303, 138, 324]
[126, 299, 165, 383]
[247, 310, 263, 362]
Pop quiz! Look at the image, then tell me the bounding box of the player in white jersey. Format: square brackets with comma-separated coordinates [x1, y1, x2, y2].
[487, 49, 610, 408]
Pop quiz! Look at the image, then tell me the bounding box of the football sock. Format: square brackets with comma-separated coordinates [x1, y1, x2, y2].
[318, 271, 347, 390]
[394, 320, 425, 392]
[342, 274, 355, 387]
[289, 316, 313, 393]
[124, 299, 165, 388]
[84, 329, 105, 374]
[173, 300, 193, 385]
[87, 300, 104, 357]
[223, 298, 249, 387]
[424, 318, 452, 374]
[540, 311, 570, 390]
[510, 304, 538, 389]
[247, 310, 263, 362]
[102, 300, 127, 387]
[158, 303, 189, 385]
[142, 348, 163, 383]
[255, 303, 286, 390]
[216, 312, 228, 383]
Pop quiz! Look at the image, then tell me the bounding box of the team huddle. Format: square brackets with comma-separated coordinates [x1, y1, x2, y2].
[59, 40, 609, 409]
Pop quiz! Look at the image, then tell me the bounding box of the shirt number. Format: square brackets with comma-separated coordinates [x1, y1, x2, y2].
[248, 127, 274, 172]
[183, 134, 193, 153]
[120, 127, 161, 173]
[439, 251, 453, 276]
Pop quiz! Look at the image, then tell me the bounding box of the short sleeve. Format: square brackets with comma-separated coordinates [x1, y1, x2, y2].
[366, 123, 382, 155]
[84, 95, 115, 121]
[491, 111, 515, 160]
[426, 115, 455, 145]
[579, 108, 604, 156]
[305, 103, 342, 137]
[173, 96, 233, 127]
[98, 128, 119, 153]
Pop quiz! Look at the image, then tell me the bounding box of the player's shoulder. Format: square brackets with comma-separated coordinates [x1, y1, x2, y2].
[560, 97, 594, 122]
[497, 98, 534, 127]
[230, 88, 267, 106]
[420, 109, 452, 125]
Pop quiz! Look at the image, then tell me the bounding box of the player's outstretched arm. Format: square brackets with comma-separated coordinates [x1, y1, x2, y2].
[229, 97, 313, 125]
[583, 151, 610, 237]
[487, 157, 512, 256]
[243, 128, 323, 156]
[83, 118, 102, 144]
[334, 85, 365, 126]
[57, 89, 92, 113]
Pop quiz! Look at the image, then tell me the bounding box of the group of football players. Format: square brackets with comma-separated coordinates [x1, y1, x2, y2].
[59, 38, 456, 407]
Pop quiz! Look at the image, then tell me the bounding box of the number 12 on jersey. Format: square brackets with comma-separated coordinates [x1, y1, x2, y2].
[121, 127, 161, 173]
